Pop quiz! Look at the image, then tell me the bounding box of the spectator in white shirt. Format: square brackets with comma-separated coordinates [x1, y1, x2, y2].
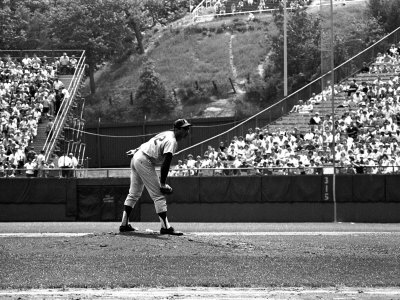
[58, 152, 72, 178]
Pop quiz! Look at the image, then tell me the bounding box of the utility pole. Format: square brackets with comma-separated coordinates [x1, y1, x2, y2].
[329, 0, 337, 223]
[283, 0, 288, 97]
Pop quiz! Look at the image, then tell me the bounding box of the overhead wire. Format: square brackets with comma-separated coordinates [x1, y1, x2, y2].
[64, 118, 249, 138]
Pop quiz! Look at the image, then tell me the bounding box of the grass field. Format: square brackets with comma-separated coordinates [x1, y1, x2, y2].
[0, 222, 399, 299]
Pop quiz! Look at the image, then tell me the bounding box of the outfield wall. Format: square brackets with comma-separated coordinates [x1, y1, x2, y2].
[1, 175, 400, 222]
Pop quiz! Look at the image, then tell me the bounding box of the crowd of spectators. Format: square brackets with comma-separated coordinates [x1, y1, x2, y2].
[171, 42, 400, 176]
[209, 0, 309, 15]
[0, 52, 77, 178]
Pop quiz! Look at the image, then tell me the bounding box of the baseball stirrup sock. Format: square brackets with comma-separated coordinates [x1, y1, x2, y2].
[158, 212, 170, 229]
[121, 205, 133, 226]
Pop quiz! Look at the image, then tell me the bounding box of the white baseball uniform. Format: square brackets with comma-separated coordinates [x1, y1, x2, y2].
[124, 131, 178, 213]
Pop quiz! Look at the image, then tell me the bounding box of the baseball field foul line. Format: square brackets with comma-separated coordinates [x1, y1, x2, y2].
[0, 287, 400, 299]
[0, 231, 399, 237]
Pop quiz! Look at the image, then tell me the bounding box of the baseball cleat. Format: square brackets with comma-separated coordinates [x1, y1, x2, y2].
[119, 224, 138, 232]
[160, 227, 183, 236]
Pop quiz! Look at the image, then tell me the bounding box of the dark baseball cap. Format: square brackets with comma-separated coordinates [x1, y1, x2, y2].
[174, 119, 192, 129]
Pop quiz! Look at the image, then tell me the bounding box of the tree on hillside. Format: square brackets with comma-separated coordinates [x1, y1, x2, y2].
[46, 0, 134, 94]
[368, 0, 400, 33]
[145, 0, 189, 25]
[135, 60, 175, 119]
[268, 8, 322, 98]
[333, 15, 384, 64]
[0, 5, 20, 49]
[123, 0, 189, 55]
[45, 0, 189, 93]
[0, 0, 48, 49]
[266, 6, 384, 101]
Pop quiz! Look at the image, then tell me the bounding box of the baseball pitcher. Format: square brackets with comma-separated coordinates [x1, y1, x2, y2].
[119, 119, 192, 235]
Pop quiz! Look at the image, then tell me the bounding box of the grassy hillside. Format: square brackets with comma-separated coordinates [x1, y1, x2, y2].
[82, 13, 275, 123]
[83, 1, 369, 123]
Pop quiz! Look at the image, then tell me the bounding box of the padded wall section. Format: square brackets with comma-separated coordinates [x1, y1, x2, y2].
[261, 175, 323, 202]
[337, 203, 400, 222]
[335, 175, 353, 202]
[77, 185, 140, 221]
[168, 177, 200, 203]
[352, 175, 385, 202]
[199, 176, 262, 203]
[0, 178, 75, 204]
[385, 175, 400, 202]
[0, 204, 75, 221]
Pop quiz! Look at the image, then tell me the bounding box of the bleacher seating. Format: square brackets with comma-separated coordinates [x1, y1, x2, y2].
[0, 52, 78, 177]
[170, 42, 400, 176]
[204, 0, 312, 15]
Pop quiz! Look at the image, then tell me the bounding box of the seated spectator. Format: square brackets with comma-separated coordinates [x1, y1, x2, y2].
[338, 97, 350, 108]
[360, 62, 370, 73]
[347, 79, 358, 97]
[299, 100, 313, 113]
[353, 91, 363, 104]
[237, 0, 244, 11]
[53, 77, 65, 92]
[21, 54, 32, 68]
[172, 159, 187, 176]
[219, 3, 226, 14]
[214, 160, 224, 176]
[69, 55, 78, 74]
[245, 128, 255, 143]
[346, 121, 359, 140]
[388, 44, 398, 57]
[214, 0, 221, 13]
[379, 64, 391, 73]
[289, 100, 304, 113]
[309, 112, 321, 126]
[59, 53, 70, 75]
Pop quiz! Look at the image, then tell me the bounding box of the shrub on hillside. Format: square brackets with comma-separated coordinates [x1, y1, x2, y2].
[368, 0, 400, 33]
[135, 60, 175, 119]
[232, 19, 247, 32]
[176, 87, 213, 106]
[183, 25, 204, 35]
[216, 27, 225, 34]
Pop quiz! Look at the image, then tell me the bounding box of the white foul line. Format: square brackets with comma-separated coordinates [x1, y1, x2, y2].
[0, 233, 91, 237]
[189, 231, 400, 236]
[0, 287, 399, 299]
[0, 231, 399, 238]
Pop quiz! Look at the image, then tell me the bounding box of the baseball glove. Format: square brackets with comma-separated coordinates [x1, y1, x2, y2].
[160, 184, 173, 195]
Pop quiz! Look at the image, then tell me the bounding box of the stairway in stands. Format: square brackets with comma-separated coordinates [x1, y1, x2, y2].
[267, 72, 396, 133]
[30, 75, 74, 152]
[267, 93, 347, 133]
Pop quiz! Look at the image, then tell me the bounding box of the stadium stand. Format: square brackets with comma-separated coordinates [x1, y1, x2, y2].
[195, 0, 312, 19]
[170, 42, 400, 176]
[0, 51, 86, 177]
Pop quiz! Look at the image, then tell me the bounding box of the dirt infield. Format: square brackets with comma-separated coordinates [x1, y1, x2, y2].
[0, 223, 400, 299]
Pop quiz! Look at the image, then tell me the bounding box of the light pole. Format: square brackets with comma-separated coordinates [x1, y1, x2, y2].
[283, 0, 288, 97]
[329, 0, 337, 223]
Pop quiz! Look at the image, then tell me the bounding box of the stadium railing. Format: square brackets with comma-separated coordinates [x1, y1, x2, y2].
[192, 0, 313, 23]
[42, 50, 86, 162]
[1, 166, 397, 178]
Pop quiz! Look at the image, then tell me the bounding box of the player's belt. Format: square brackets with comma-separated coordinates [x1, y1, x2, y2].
[139, 150, 157, 165]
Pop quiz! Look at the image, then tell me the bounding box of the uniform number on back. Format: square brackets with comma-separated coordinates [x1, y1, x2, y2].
[153, 136, 166, 145]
